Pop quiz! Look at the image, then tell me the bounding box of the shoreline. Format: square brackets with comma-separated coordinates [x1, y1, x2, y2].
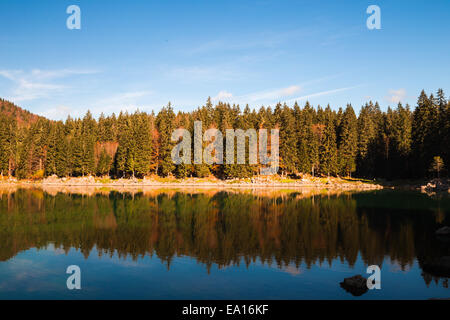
[0, 175, 385, 191]
[1, 176, 448, 194]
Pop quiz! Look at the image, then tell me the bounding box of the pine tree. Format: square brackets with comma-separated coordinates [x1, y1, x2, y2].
[319, 105, 338, 176]
[357, 102, 381, 178]
[16, 129, 32, 179]
[296, 102, 316, 175]
[156, 104, 176, 177]
[390, 103, 412, 178]
[114, 112, 129, 177]
[45, 122, 68, 177]
[337, 104, 358, 177]
[412, 90, 440, 177]
[71, 121, 85, 177]
[429, 156, 445, 179]
[81, 111, 97, 176]
[97, 148, 112, 176]
[0, 115, 15, 177]
[436, 89, 449, 168]
[279, 104, 297, 176]
[133, 112, 152, 177]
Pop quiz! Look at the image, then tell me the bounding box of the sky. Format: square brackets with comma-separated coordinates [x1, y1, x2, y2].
[0, 0, 449, 120]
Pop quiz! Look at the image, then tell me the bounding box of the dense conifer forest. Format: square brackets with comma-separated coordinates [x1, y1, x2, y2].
[0, 89, 448, 180]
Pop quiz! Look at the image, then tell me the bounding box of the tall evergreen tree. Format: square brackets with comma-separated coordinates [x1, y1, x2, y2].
[319, 105, 338, 176]
[156, 104, 176, 177]
[337, 104, 358, 177]
[412, 90, 440, 177]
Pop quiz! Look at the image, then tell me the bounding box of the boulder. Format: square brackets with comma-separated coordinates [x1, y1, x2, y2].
[43, 174, 60, 184]
[436, 226, 450, 236]
[340, 275, 368, 296]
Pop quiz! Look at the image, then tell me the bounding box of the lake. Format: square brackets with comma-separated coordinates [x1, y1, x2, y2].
[0, 187, 449, 299]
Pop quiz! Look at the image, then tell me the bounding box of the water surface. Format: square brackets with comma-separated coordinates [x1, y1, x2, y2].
[0, 188, 449, 299]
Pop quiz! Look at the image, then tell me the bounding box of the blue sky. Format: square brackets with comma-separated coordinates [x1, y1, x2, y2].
[0, 0, 449, 120]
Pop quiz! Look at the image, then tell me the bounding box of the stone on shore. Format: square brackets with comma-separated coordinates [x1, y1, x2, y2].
[421, 179, 450, 193]
[436, 226, 450, 236]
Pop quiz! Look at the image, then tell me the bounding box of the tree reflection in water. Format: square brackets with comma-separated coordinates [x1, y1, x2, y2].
[0, 188, 449, 287]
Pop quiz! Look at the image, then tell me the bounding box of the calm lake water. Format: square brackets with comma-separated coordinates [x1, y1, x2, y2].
[0, 187, 449, 300]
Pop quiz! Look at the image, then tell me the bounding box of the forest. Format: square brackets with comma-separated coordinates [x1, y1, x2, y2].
[0, 89, 448, 180]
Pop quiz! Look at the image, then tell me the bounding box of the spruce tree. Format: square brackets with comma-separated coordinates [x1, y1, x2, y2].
[81, 111, 97, 176]
[337, 104, 358, 177]
[319, 105, 338, 177]
[156, 104, 176, 177]
[279, 104, 297, 176]
[412, 90, 439, 177]
[97, 148, 112, 176]
[133, 112, 152, 177]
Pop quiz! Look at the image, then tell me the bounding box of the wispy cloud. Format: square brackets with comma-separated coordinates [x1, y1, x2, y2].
[212, 85, 302, 105]
[210, 73, 348, 106]
[187, 28, 315, 55]
[40, 90, 155, 120]
[385, 88, 406, 104]
[285, 85, 361, 104]
[0, 69, 99, 102]
[320, 27, 361, 47]
[212, 90, 233, 101]
[89, 90, 154, 116]
[242, 85, 302, 103]
[39, 105, 74, 120]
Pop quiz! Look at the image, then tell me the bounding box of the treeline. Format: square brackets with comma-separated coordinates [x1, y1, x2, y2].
[0, 89, 448, 180]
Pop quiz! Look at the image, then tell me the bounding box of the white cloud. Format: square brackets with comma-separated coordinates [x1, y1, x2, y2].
[243, 85, 302, 103]
[286, 86, 360, 104]
[0, 69, 98, 102]
[187, 28, 314, 55]
[39, 105, 74, 120]
[213, 85, 303, 105]
[212, 90, 233, 101]
[280, 85, 302, 96]
[39, 91, 155, 121]
[89, 90, 154, 117]
[386, 89, 406, 104]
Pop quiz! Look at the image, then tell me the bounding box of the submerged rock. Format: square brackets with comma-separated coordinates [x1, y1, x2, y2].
[340, 275, 368, 296]
[436, 226, 450, 236]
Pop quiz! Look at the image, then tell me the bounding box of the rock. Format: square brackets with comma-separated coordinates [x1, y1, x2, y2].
[43, 174, 60, 184]
[421, 179, 450, 193]
[436, 226, 450, 236]
[422, 256, 450, 278]
[340, 275, 368, 296]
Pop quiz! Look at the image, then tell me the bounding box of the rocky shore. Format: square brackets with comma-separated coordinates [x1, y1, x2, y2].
[420, 179, 450, 194]
[0, 174, 386, 190]
[3, 175, 450, 194]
